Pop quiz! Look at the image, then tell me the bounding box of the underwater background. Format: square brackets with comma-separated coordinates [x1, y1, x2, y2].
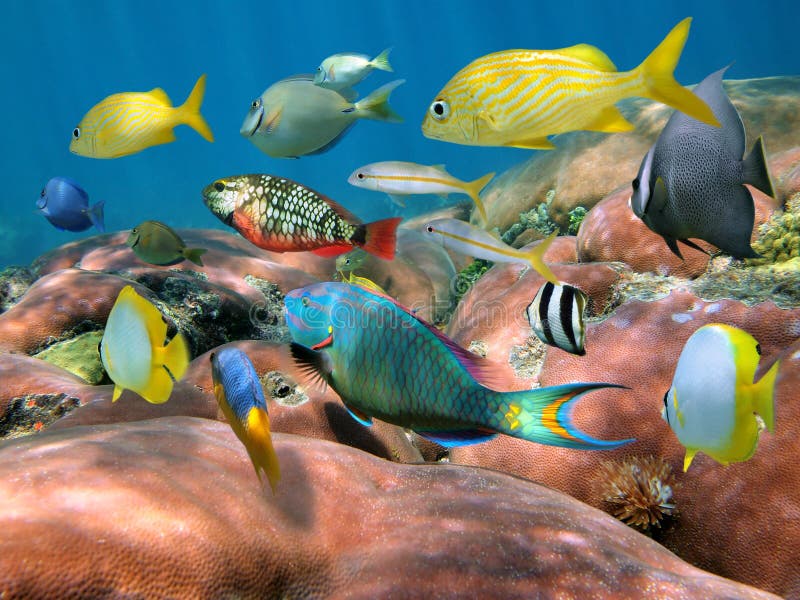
[2, 0, 798, 267]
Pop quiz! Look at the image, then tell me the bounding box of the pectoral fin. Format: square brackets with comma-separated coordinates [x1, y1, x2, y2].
[505, 136, 556, 150]
[289, 342, 333, 390]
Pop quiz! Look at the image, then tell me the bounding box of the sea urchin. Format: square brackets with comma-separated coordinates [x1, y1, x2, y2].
[596, 455, 677, 532]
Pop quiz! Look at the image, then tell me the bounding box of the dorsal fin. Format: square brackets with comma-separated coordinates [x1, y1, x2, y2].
[148, 87, 173, 106]
[552, 43, 617, 71]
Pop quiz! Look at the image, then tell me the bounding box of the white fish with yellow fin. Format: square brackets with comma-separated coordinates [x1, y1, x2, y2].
[662, 323, 779, 471]
[210, 347, 280, 493]
[423, 218, 559, 284]
[422, 17, 719, 149]
[70, 74, 214, 158]
[100, 286, 190, 403]
[314, 48, 393, 91]
[348, 161, 494, 223]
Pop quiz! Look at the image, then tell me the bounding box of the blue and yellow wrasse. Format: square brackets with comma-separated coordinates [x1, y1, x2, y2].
[70, 74, 214, 158]
[422, 18, 719, 149]
[285, 282, 633, 450]
[210, 348, 280, 492]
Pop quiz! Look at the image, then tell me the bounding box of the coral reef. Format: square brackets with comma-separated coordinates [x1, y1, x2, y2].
[751, 193, 800, 263]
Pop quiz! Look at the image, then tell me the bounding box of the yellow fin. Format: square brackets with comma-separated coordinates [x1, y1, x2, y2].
[553, 43, 618, 71]
[162, 333, 190, 382]
[583, 105, 635, 133]
[753, 358, 779, 433]
[636, 18, 720, 127]
[522, 231, 559, 284]
[505, 136, 556, 150]
[147, 87, 173, 107]
[246, 407, 281, 494]
[112, 385, 123, 402]
[683, 448, 697, 471]
[464, 172, 494, 225]
[137, 365, 175, 404]
[178, 74, 214, 142]
[347, 273, 388, 296]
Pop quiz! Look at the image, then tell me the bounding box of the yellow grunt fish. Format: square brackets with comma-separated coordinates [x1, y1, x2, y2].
[422, 18, 719, 149]
[70, 74, 214, 158]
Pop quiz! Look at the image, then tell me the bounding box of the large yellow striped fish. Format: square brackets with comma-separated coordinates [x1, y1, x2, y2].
[422, 18, 719, 149]
[70, 74, 214, 158]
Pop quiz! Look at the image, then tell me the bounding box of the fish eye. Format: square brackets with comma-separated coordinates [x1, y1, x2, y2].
[40, 188, 45, 197]
[429, 99, 450, 121]
[426, 225, 434, 233]
[756, 343, 762, 355]
[662, 390, 670, 424]
[251, 98, 261, 110]
[72, 127, 80, 140]
[131, 228, 138, 234]
[301, 296, 310, 307]
[632, 178, 640, 191]
[214, 181, 225, 193]
[357, 173, 365, 180]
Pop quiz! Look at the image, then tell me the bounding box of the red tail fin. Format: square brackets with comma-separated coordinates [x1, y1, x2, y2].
[357, 217, 402, 260]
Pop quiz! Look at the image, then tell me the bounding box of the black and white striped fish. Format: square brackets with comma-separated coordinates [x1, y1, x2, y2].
[526, 282, 587, 356]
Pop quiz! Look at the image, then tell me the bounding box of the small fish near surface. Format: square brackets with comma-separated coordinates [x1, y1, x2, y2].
[527, 281, 588, 356]
[70, 74, 214, 159]
[210, 347, 281, 493]
[285, 283, 633, 450]
[202, 174, 401, 259]
[241, 75, 404, 158]
[36, 176, 104, 232]
[338, 271, 389, 296]
[422, 17, 719, 149]
[662, 323, 779, 471]
[100, 285, 190, 404]
[127, 220, 207, 266]
[423, 218, 559, 284]
[630, 66, 775, 259]
[314, 48, 393, 91]
[348, 161, 494, 224]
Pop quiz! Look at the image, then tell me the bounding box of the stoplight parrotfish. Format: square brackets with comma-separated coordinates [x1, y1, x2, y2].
[630, 66, 775, 259]
[662, 324, 779, 471]
[100, 286, 189, 404]
[422, 17, 718, 150]
[70, 74, 214, 159]
[211, 348, 280, 493]
[285, 282, 633, 450]
[202, 174, 401, 259]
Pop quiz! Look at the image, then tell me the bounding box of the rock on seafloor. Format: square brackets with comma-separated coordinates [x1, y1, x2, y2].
[0, 418, 779, 599]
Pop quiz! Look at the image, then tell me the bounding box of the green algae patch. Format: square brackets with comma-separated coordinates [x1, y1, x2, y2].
[33, 330, 106, 384]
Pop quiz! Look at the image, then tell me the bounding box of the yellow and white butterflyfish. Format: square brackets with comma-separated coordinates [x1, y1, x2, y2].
[70, 74, 214, 158]
[422, 17, 719, 149]
[661, 323, 779, 471]
[100, 285, 189, 403]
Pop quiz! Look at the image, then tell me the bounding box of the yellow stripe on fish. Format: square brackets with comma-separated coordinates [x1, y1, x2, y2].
[422, 18, 719, 149]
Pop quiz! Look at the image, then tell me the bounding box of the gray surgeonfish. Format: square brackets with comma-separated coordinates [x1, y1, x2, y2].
[527, 281, 587, 356]
[630, 66, 775, 259]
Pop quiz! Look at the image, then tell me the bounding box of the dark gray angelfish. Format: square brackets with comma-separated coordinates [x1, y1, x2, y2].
[630, 66, 775, 259]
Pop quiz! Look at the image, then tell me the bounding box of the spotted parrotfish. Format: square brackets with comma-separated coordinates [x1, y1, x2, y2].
[202, 174, 401, 259]
[285, 282, 633, 450]
[630, 66, 775, 259]
[210, 347, 280, 492]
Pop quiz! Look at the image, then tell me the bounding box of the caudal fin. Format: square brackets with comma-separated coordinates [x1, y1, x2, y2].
[522, 231, 559, 284]
[370, 47, 393, 72]
[742, 136, 775, 198]
[162, 332, 190, 383]
[87, 200, 105, 232]
[464, 172, 494, 224]
[355, 216, 402, 260]
[245, 407, 281, 494]
[179, 74, 215, 142]
[182, 247, 207, 267]
[490, 382, 634, 449]
[636, 18, 720, 128]
[355, 79, 405, 122]
[753, 358, 779, 433]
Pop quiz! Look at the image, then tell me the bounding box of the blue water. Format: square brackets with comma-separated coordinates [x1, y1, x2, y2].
[2, 0, 797, 267]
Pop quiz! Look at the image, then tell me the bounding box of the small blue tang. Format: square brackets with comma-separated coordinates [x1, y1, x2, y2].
[36, 176, 104, 232]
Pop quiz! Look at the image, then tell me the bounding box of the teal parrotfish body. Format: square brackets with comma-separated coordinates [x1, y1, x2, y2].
[662, 323, 779, 471]
[630, 66, 775, 259]
[285, 282, 633, 450]
[210, 347, 280, 492]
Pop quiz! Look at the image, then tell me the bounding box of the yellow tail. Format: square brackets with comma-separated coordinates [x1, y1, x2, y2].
[522, 231, 559, 284]
[162, 332, 190, 382]
[636, 18, 720, 127]
[464, 172, 495, 225]
[179, 74, 215, 142]
[753, 358, 780, 433]
[246, 408, 281, 494]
